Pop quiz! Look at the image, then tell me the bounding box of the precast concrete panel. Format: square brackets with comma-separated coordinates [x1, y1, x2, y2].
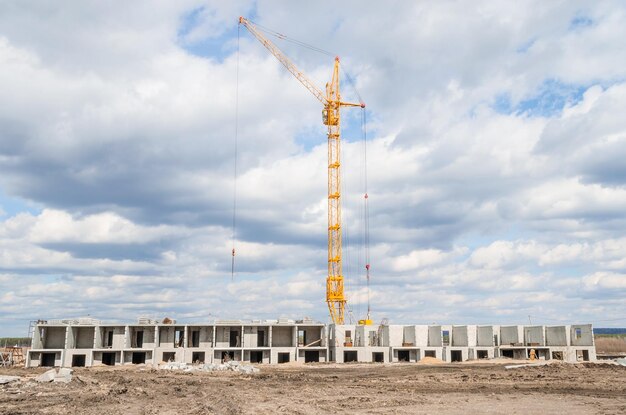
[467, 326, 477, 347]
[359, 326, 379, 347]
[74, 327, 95, 349]
[43, 327, 66, 349]
[272, 326, 294, 347]
[428, 326, 442, 347]
[243, 326, 257, 347]
[546, 326, 568, 346]
[270, 347, 295, 363]
[500, 326, 520, 345]
[297, 326, 323, 347]
[128, 326, 155, 348]
[524, 326, 545, 346]
[380, 325, 390, 347]
[451, 326, 468, 347]
[477, 326, 494, 347]
[571, 324, 593, 346]
[159, 327, 178, 347]
[415, 325, 429, 347]
[214, 327, 230, 348]
[388, 326, 404, 347]
[32, 328, 43, 349]
[403, 326, 416, 346]
[355, 326, 367, 346]
[340, 325, 356, 346]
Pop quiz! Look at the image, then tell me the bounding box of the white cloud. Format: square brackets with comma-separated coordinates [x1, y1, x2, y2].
[583, 272, 626, 290]
[1, 1, 626, 335]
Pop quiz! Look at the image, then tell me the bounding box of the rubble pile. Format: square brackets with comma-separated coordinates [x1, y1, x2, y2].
[159, 360, 260, 374]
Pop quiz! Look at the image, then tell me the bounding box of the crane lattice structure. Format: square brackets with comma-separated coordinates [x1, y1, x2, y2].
[239, 17, 364, 325]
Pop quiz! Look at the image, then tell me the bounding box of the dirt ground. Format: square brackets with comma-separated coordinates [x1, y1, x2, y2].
[1, 362, 625, 415]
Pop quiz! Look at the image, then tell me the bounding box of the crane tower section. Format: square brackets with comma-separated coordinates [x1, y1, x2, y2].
[239, 17, 362, 324]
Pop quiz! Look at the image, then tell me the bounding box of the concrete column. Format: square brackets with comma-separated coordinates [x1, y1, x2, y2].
[64, 326, 70, 349]
[241, 325, 245, 348]
[212, 325, 216, 348]
[269, 326, 273, 348]
[183, 325, 188, 362]
[124, 326, 129, 349]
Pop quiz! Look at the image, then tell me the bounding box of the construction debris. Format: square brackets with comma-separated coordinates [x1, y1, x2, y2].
[35, 368, 73, 383]
[55, 368, 74, 383]
[35, 369, 57, 382]
[159, 361, 260, 374]
[505, 362, 551, 370]
[0, 376, 20, 384]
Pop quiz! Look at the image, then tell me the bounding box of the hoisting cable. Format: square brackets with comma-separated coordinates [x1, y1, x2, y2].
[340, 64, 370, 319]
[231, 23, 241, 280]
[339, 63, 368, 320]
[362, 107, 371, 320]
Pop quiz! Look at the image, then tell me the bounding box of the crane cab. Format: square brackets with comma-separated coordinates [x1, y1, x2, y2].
[323, 108, 339, 126]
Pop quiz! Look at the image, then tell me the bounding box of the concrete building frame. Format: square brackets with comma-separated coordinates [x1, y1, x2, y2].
[26, 319, 597, 368]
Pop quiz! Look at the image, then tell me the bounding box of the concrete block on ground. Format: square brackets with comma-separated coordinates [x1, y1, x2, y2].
[54, 368, 73, 383]
[35, 369, 57, 383]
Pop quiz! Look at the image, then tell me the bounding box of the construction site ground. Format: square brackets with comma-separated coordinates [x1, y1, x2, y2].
[1, 361, 625, 415]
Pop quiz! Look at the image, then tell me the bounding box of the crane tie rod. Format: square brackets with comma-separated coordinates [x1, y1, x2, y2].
[247, 19, 335, 56]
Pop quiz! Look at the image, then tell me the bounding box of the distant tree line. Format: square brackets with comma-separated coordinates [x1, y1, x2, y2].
[0, 337, 31, 347]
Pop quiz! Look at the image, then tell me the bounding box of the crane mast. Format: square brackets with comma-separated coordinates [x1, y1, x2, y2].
[239, 17, 362, 324]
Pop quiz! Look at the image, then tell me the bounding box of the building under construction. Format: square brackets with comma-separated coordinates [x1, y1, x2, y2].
[23, 19, 600, 372]
[26, 318, 596, 368]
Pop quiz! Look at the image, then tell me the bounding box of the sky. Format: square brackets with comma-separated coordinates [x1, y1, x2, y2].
[1, 1, 626, 336]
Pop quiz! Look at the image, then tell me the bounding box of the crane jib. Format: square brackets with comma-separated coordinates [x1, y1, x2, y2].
[239, 17, 363, 325]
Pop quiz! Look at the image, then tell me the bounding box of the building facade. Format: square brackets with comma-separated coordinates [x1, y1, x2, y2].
[26, 318, 596, 368]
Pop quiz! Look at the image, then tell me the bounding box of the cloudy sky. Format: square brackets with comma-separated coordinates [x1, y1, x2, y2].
[1, 1, 625, 336]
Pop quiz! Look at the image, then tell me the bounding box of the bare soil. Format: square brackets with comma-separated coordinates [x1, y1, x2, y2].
[1, 362, 625, 414]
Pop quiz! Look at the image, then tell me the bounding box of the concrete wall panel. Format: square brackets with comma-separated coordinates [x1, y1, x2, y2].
[452, 326, 468, 347]
[477, 326, 494, 347]
[500, 326, 520, 345]
[571, 324, 593, 346]
[428, 326, 442, 347]
[546, 326, 567, 346]
[524, 326, 545, 346]
[44, 327, 66, 349]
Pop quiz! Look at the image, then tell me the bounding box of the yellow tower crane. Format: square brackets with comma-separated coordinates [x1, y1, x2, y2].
[239, 17, 365, 325]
